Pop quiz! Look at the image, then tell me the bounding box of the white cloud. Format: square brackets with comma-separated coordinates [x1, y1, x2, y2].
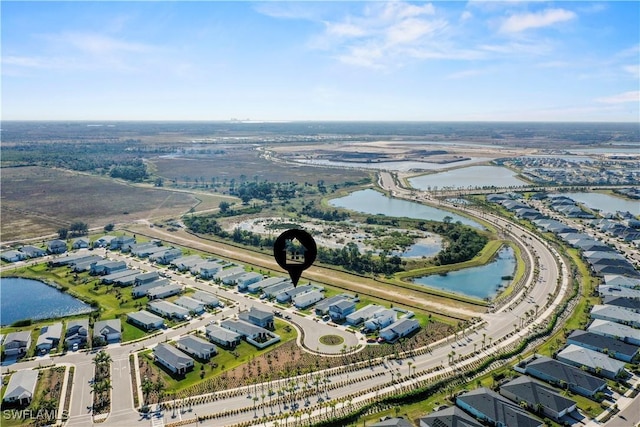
[500, 8, 576, 33]
[460, 11, 473, 21]
[622, 64, 640, 79]
[597, 91, 640, 104]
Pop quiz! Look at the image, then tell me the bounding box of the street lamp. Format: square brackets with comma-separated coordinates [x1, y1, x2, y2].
[194, 413, 198, 427]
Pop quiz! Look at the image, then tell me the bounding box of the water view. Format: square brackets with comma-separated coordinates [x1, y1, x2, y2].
[330, 189, 483, 229]
[564, 192, 639, 216]
[409, 166, 528, 190]
[294, 157, 492, 172]
[412, 246, 516, 300]
[0, 277, 93, 326]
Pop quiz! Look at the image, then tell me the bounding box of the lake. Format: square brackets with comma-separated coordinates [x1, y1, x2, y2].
[330, 189, 483, 229]
[412, 246, 516, 300]
[1, 277, 93, 326]
[409, 166, 529, 190]
[563, 192, 639, 216]
[294, 157, 493, 172]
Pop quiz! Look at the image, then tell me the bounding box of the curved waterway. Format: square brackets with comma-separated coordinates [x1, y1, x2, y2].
[412, 246, 516, 300]
[1, 277, 93, 326]
[329, 189, 483, 229]
[409, 166, 528, 190]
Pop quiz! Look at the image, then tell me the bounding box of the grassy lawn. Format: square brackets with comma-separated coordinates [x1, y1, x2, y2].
[496, 241, 527, 300]
[138, 319, 298, 396]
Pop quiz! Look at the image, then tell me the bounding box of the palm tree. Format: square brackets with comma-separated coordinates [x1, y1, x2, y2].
[142, 377, 154, 406]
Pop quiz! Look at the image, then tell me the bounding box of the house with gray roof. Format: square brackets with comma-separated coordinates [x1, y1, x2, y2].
[131, 279, 170, 298]
[346, 304, 385, 326]
[102, 269, 139, 285]
[276, 284, 313, 303]
[602, 296, 640, 313]
[72, 237, 90, 249]
[148, 300, 190, 320]
[174, 296, 205, 315]
[329, 299, 357, 322]
[2, 370, 39, 406]
[213, 266, 245, 281]
[587, 319, 640, 346]
[65, 318, 89, 349]
[221, 271, 250, 285]
[19, 245, 46, 258]
[220, 319, 280, 349]
[153, 343, 194, 375]
[557, 344, 626, 380]
[35, 323, 63, 353]
[380, 318, 420, 343]
[236, 272, 263, 290]
[247, 276, 286, 294]
[419, 406, 483, 427]
[129, 242, 164, 258]
[314, 295, 351, 316]
[150, 248, 183, 264]
[175, 335, 217, 360]
[72, 256, 107, 272]
[604, 275, 640, 289]
[499, 376, 576, 420]
[110, 235, 135, 251]
[370, 417, 414, 427]
[127, 310, 164, 331]
[598, 285, 640, 300]
[205, 324, 242, 348]
[262, 281, 294, 298]
[93, 319, 121, 344]
[364, 309, 397, 331]
[191, 291, 220, 308]
[567, 330, 640, 363]
[46, 239, 67, 254]
[521, 355, 606, 398]
[147, 283, 182, 300]
[239, 306, 274, 329]
[590, 304, 640, 328]
[293, 289, 324, 309]
[3, 331, 32, 357]
[456, 387, 543, 427]
[134, 271, 160, 286]
[171, 255, 204, 271]
[192, 260, 224, 278]
[92, 235, 116, 248]
[1, 250, 27, 262]
[90, 260, 127, 276]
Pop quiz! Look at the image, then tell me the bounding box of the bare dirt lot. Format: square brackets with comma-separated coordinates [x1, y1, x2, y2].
[0, 166, 199, 242]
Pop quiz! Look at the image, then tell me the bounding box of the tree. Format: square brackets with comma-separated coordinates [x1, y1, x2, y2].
[104, 223, 115, 232]
[58, 228, 68, 239]
[219, 201, 231, 213]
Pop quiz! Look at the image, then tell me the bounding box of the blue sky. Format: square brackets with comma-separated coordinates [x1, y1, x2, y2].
[2, 1, 638, 121]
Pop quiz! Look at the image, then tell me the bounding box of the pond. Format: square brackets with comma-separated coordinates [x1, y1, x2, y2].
[412, 246, 516, 300]
[408, 166, 529, 190]
[0, 277, 93, 326]
[563, 192, 639, 216]
[329, 189, 483, 229]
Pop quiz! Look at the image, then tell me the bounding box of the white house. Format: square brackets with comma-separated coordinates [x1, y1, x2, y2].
[292, 290, 324, 309]
[93, 319, 121, 344]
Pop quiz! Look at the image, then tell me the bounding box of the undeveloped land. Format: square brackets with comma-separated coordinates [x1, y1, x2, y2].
[1, 166, 198, 242]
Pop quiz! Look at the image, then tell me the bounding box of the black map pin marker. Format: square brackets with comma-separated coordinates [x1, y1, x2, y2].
[273, 229, 317, 287]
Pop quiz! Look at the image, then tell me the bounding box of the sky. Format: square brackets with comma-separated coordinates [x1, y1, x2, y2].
[1, 1, 639, 122]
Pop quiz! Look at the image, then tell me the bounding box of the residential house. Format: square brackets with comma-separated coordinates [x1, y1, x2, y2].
[49, 252, 95, 266]
[3, 331, 32, 357]
[329, 299, 357, 322]
[174, 296, 205, 315]
[131, 279, 170, 298]
[239, 306, 274, 329]
[247, 276, 286, 294]
[292, 290, 324, 309]
[19, 245, 46, 259]
[602, 296, 640, 314]
[102, 269, 139, 285]
[567, 330, 639, 363]
[127, 310, 164, 331]
[205, 324, 242, 348]
[419, 406, 483, 427]
[64, 318, 89, 349]
[603, 275, 640, 289]
[220, 319, 281, 348]
[0, 250, 27, 262]
[93, 319, 121, 344]
[456, 387, 543, 427]
[147, 283, 182, 300]
[346, 304, 384, 326]
[590, 304, 640, 328]
[46, 239, 67, 254]
[364, 309, 397, 331]
[150, 248, 183, 264]
[72, 237, 90, 249]
[2, 370, 39, 406]
[171, 255, 204, 272]
[193, 260, 223, 278]
[148, 300, 190, 320]
[72, 256, 106, 272]
[90, 260, 127, 276]
[92, 235, 116, 248]
[35, 323, 63, 353]
[213, 266, 245, 282]
[499, 376, 577, 420]
[236, 272, 263, 290]
[379, 318, 420, 343]
[262, 281, 294, 299]
[557, 344, 626, 380]
[314, 296, 351, 316]
[175, 335, 217, 360]
[598, 285, 640, 300]
[221, 271, 250, 285]
[191, 291, 220, 308]
[275, 285, 313, 303]
[587, 319, 640, 346]
[522, 355, 607, 398]
[109, 235, 135, 251]
[129, 242, 164, 258]
[153, 343, 194, 375]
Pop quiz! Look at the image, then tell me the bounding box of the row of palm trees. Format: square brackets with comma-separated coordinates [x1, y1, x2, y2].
[91, 350, 112, 413]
